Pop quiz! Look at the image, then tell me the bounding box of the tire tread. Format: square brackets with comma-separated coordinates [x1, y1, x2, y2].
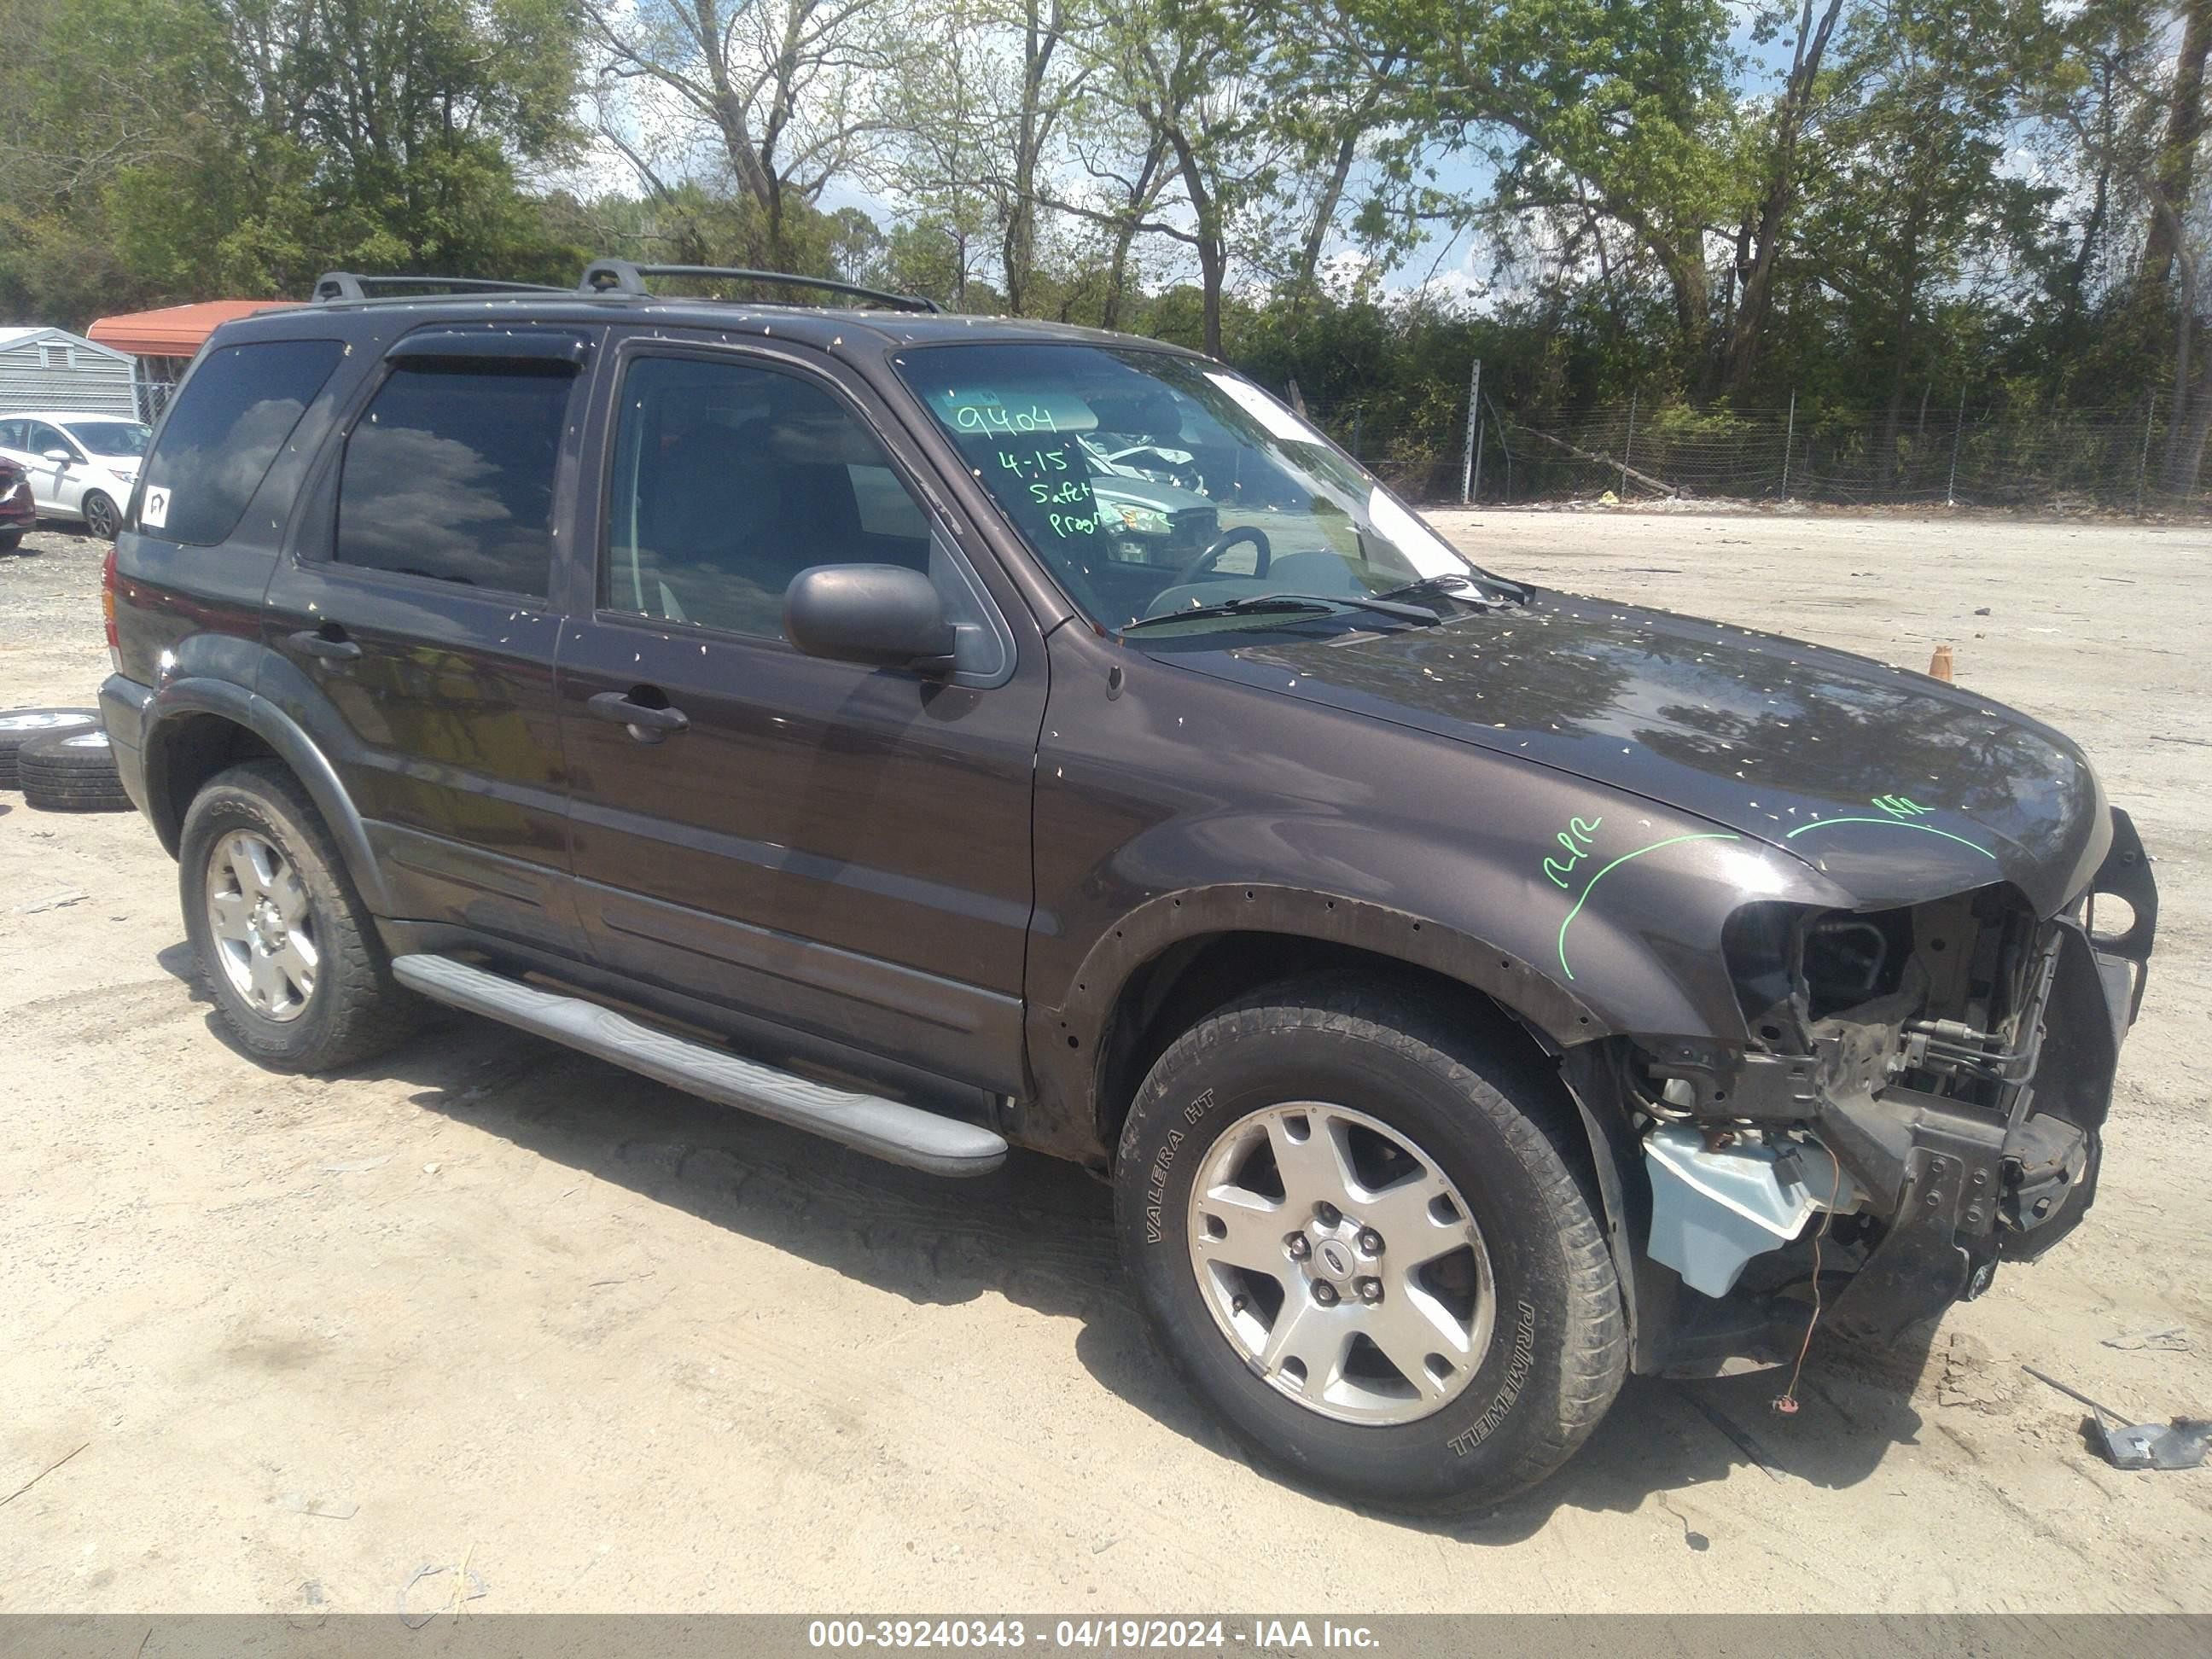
[1117, 972, 1627, 1511]
[182, 760, 421, 1071]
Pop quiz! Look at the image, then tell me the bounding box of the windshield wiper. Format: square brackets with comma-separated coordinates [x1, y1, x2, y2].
[1121, 591, 1444, 633]
[1372, 572, 1524, 608]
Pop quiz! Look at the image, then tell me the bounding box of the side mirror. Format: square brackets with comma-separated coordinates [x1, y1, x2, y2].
[783, 564, 957, 673]
[43, 449, 73, 465]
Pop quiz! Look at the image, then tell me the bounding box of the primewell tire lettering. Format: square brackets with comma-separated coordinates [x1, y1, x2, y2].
[1449, 1299, 1537, 1457]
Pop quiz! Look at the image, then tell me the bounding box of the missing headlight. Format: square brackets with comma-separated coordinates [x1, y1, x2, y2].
[1805, 918, 1887, 1009]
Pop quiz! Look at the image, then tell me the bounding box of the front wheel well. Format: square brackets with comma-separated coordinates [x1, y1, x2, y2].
[148, 713, 283, 855]
[1092, 933, 1561, 1155]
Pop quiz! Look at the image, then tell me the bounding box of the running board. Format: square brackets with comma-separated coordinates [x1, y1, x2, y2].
[391, 954, 1008, 1177]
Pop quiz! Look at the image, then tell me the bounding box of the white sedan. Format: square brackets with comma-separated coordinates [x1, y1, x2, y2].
[0, 410, 149, 539]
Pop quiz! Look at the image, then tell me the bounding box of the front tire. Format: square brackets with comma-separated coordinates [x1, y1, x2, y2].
[80, 491, 119, 540]
[1114, 978, 1626, 1511]
[179, 761, 419, 1071]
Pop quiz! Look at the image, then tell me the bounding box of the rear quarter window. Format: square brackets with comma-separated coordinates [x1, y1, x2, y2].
[140, 338, 345, 545]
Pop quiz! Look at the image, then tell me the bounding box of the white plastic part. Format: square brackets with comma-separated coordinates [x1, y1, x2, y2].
[1643, 1125, 1849, 1299]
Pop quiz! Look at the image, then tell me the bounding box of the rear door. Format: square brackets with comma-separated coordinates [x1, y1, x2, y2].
[554, 332, 1046, 1094]
[259, 327, 597, 954]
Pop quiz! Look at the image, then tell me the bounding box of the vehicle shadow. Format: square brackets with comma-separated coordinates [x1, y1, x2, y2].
[154, 950, 1935, 1536]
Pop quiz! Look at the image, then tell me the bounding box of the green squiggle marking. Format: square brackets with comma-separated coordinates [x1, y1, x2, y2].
[1784, 816, 1996, 858]
[1557, 832, 1742, 981]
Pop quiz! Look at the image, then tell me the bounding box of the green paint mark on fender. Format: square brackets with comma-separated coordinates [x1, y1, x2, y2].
[1557, 832, 1742, 981]
[1784, 816, 1996, 858]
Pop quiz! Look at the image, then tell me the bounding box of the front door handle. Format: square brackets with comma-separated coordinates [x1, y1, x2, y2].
[287, 626, 362, 662]
[588, 689, 689, 742]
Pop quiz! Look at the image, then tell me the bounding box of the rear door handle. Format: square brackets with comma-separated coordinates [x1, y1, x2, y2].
[588, 689, 689, 740]
[287, 627, 361, 662]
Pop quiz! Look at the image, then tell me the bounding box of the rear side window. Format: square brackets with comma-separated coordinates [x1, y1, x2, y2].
[335, 360, 572, 597]
[140, 338, 344, 545]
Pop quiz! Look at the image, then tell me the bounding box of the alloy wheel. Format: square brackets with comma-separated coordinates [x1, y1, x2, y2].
[205, 830, 318, 1022]
[1185, 1102, 1496, 1425]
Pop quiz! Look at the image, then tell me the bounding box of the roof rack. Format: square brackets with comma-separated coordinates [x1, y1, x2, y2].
[578, 259, 942, 314]
[311, 272, 569, 304]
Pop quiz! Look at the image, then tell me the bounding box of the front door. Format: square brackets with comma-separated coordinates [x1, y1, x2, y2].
[15, 419, 80, 515]
[259, 328, 596, 954]
[556, 336, 1046, 1095]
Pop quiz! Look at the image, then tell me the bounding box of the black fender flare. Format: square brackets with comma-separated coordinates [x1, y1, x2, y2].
[1024, 883, 1610, 1157]
[1028, 882, 1644, 1349]
[142, 677, 393, 914]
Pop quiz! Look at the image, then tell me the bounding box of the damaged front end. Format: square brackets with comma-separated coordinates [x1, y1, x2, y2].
[1576, 809, 2157, 1375]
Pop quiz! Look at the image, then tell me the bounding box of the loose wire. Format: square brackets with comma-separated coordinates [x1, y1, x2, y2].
[1773, 1142, 1844, 1415]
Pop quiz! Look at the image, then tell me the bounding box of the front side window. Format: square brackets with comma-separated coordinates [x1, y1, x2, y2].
[602, 354, 937, 639]
[61, 420, 149, 458]
[140, 338, 345, 544]
[895, 343, 1506, 637]
[335, 359, 573, 597]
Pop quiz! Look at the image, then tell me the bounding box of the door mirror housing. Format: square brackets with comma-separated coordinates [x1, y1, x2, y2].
[43, 448, 73, 465]
[783, 564, 957, 673]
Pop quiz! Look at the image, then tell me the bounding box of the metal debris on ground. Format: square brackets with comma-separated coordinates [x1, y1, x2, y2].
[396, 1561, 487, 1628]
[2102, 1324, 2191, 1352]
[2022, 1365, 2211, 1471]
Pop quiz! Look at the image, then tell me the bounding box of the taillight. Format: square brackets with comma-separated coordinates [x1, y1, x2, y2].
[102, 544, 120, 670]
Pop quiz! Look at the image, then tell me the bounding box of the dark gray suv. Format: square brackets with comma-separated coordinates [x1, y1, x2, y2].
[97, 262, 2157, 1511]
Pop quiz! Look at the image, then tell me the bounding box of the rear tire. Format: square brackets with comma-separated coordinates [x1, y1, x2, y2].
[0, 530, 20, 552]
[178, 760, 421, 1071]
[1114, 976, 1626, 1512]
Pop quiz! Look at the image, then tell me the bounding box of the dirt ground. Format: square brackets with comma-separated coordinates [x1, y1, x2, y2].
[2, 506, 2208, 1615]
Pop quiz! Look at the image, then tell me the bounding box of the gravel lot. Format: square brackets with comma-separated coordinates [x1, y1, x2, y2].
[2, 507, 2208, 1615]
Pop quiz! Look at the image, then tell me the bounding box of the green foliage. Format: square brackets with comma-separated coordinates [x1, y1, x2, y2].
[1, 0, 584, 323]
[3, 0, 2205, 497]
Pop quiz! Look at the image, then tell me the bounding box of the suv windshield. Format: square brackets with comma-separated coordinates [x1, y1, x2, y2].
[895, 343, 1505, 635]
[61, 420, 149, 457]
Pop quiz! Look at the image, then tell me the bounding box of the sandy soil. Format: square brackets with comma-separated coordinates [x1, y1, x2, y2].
[1, 508, 2208, 1615]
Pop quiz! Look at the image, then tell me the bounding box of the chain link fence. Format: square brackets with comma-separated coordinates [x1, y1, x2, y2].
[1300, 388, 2208, 514]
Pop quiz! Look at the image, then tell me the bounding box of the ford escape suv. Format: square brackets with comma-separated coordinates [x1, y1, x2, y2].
[99, 262, 2157, 1511]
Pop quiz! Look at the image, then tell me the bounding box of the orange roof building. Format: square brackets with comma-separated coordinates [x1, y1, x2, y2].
[87, 299, 300, 363]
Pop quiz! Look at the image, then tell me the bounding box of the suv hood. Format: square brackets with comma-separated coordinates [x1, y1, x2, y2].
[1162, 588, 2109, 915]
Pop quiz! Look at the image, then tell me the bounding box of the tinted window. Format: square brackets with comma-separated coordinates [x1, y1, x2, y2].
[602, 355, 933, 637]
[0, 421, 22, 448]
[895, 342, 1499, 636]
[335, 360, 573, 597]
[140, 339, 343, 544]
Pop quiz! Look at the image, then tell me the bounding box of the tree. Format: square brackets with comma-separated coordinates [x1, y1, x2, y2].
[2139, 0, 2212, 292]
[1792, 0, 2052, 481]
[1074, 0, 1274, 355]
[585, 0, 899, 267]
[1717, 0, 1848, 393]
[1391, 0, 1742, 370]
[0, 0, 584, 320]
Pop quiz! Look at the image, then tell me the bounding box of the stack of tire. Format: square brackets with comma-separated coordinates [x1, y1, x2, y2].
[0, 707, 131, 812]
